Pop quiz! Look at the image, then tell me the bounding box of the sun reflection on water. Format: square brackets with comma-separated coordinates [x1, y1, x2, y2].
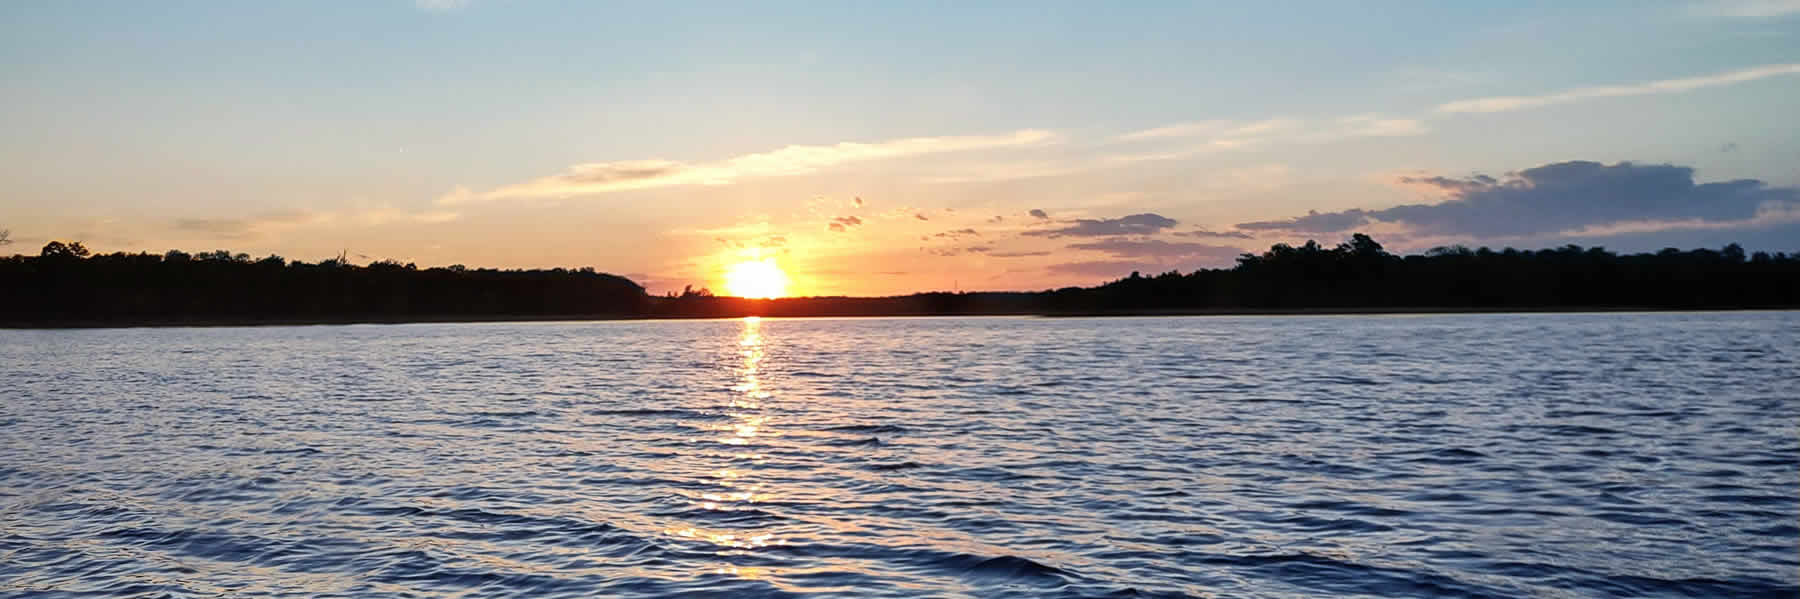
[663, 316, 788, 573]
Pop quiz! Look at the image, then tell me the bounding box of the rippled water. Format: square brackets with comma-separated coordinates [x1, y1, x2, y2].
[2, 313, 1796, 598]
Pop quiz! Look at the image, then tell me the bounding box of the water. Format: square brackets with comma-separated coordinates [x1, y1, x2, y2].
[1, 313, 1795, 598]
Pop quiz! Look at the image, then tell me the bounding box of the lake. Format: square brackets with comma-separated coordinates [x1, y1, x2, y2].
[1, 313, 1795, 598]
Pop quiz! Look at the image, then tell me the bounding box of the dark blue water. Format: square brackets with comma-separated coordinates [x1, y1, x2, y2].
[1, 313, 1795, 597]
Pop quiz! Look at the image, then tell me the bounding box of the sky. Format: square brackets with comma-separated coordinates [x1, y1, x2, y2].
[3, 1, 1797, 296]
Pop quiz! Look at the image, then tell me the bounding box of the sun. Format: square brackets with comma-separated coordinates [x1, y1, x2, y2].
[723, 258, 791, 299]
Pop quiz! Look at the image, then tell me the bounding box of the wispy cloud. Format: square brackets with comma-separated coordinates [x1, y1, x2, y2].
[444, 129, 1054, 204]
[170, 207, 458, 240]
[1690, 0, 1800, 17]
[1175, 229, 1254, 240]
[913, 113, 1422, 186]
[1067, 238, 1245, 260]
[1116, 119, 1236, 141]
[927, 245, 993, 257]
[414, 0, 470, 12]
[1333, 115, 1429, 137]
[1116, 118, 1301, 143]
[172, 217, 296, 240]
[1111, 115, 1425, 160]
[1022, 213, 1179, 238]
[1436, 63, 1800, 114]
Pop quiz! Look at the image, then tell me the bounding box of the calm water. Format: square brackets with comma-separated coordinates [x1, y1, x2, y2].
[1, 313, 1795, 598]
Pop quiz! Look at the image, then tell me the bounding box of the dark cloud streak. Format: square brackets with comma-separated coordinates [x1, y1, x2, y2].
[1174, 229, 1254, 239]
[1067, 239, 1244, 260]
[1236, 160, 1798, 237]
[1022, 213, 1178, 238]
[827, 216, 863, 232]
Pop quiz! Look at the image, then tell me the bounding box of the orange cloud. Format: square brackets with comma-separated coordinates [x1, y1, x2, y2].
[442, 129, 1054, 204]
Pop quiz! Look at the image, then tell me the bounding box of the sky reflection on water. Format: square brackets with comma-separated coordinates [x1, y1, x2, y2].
[0, 313, 1795, 597]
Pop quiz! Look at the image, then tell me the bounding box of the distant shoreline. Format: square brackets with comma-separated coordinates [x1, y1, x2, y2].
[7, 234, 1795, 329]
[5, 305, 1793, 329]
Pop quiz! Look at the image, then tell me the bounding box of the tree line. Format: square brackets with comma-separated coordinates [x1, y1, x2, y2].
[658, 233, 1800, 317]
[1, 243, 645, 325]
[1057, 234, 1800, 312]
[2, 233, 1796, 326]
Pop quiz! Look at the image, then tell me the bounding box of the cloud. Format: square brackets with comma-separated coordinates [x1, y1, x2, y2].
[169, 208, 454, 240]
[1047, 239, 1248, 279]
[1175, 229, 1255, 239]
[1118, 118, 1295, 142]
[1022, 213, 1178, 237]
[1398, 174, 1499, 194]
[827, 216, 863, 232]
[928, 245, 993, 256]
[1554, 219, 1800, 254]
[990, 250, 1052, 258]
[1115, 116, 1425, 149]
[934, 228, 979, 239]
[414, 0, 469, 12]
[928, 114, 1415, 188]
[1067, 239, 1245, 260]
[1236, 160, 1799, 238]
[1436, 63, 1800, 114]
[1114, 120, 1230, 141]
[1691, 0, 1800, 17]
[1028, 209, 1049, 220]
[444, 129, 1053, 203]
[1238, 209, 1377, 233]
[914, 213, 930, 221]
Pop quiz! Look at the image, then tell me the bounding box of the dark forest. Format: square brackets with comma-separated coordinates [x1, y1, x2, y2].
[3, 234, 1796, 326]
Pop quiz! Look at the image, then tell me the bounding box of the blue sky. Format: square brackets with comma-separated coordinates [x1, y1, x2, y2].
[3, 1, 1797, 294]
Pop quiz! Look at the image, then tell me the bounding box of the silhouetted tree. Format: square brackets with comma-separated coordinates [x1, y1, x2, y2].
[40, 241, 89, 259]
[1, 234, 1795, 325]
[1079, 233, 1797, 312]
[0, 245, 648, 325]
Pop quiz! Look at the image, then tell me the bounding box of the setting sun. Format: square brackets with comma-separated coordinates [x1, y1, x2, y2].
[723, 258, 791, 299]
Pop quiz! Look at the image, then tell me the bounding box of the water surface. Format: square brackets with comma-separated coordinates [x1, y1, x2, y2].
[2, 313, 1796, 597]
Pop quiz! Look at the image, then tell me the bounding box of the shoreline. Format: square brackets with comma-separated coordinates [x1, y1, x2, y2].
[3, 305, 1793, 330]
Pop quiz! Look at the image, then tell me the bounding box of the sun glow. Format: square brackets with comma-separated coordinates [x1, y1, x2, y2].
[723, 258, 791, 299]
